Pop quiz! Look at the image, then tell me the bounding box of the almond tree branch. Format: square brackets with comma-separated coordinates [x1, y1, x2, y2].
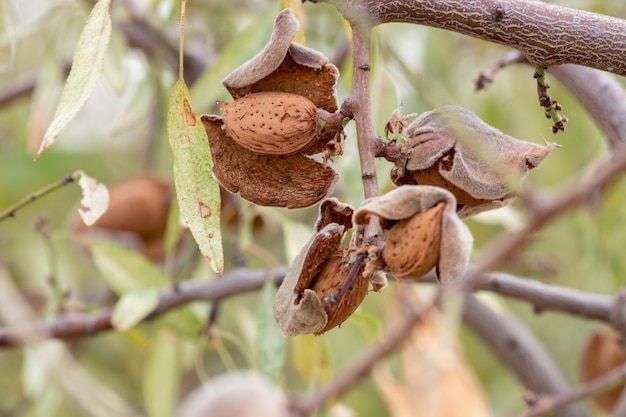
[466, 141, 626, 287]
[476, 52, 626, 149]
[289, 288, 439, 417]
[0, 267, 286, 348]
[0, 172, 80, 222]
[0, 266, 616, 346]
[463, 294, 588, 417]
[318, 0, 626, 77]
[343, 24, 381, 240]
[511, 362, 626, 417]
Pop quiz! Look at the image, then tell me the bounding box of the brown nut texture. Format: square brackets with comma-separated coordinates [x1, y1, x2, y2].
[382, 202, 444, 279]
[222, 92, 319, 156]
[310, 256, 369, 335]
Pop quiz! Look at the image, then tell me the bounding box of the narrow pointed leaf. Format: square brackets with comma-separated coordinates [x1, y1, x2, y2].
[143, 330, 180, 417]
[167, 79, 223, 274]
[36, 0, 112, 159]
[255, 281, 287, 383]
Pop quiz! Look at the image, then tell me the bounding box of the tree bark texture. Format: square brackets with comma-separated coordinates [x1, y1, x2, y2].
[322, 0, 626, 76]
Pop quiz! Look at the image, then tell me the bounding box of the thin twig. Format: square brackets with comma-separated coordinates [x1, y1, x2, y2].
[511, 362, 626, 417]
[0, 172, 80, 222]
[475, 50, 529, 90]
[0, 267, 287, 348]
[289, 288, 440, 417]
[463, 294, 588, 417]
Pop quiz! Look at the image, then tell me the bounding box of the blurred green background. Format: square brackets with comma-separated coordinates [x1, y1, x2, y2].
[1, 0, 626, 416]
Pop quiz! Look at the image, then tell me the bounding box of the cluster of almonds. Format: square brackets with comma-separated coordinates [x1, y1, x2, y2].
[204, 9, 558, 337]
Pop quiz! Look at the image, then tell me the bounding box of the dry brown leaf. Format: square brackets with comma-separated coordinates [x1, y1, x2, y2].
[374, 290, 489, 417]
[392, 106, 556, 218]
[202, 115, 338, 209]
[580, 329, 626, 412]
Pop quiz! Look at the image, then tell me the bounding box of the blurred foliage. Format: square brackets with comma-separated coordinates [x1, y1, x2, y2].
[1, 0, 626, 416]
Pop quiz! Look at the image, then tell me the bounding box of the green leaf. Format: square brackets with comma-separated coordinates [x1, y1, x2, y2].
[189, 9, 275, 110]
[142, 330, 180, 417]
[91, 241, 167, 295]
[167, 78, 223, 274]
[36, 0, 112, 159]
[112, 288, 160, 331]
[255, 281, 287, 383]
[292, 334, 333, 384]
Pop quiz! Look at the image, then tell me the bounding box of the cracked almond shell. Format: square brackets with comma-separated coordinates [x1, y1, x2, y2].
[202, 115, 337, 209]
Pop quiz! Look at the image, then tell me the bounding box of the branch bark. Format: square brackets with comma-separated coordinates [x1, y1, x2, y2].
[319, 0, 626, 76]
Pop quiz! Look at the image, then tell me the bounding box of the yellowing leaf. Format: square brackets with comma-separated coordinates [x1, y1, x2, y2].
[112, 288, 160, 331]
[36, 0, 112, 159]
[167, 79, 223, 274]
[279, 0, 306, 44]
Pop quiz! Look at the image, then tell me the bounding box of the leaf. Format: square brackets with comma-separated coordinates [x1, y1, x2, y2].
[255, 281, 287, 383]
[167, 78, 223, 274]
[189, 9, 275, 110]
[91, 241, 167, 294]
[111, 287, 160, 331]
[292, 334, 333, 384]
[279, 0, 306, 44]
[77, 171, 110, 226]
[142, 330, 180, 417]
[35, 0, 112, 159]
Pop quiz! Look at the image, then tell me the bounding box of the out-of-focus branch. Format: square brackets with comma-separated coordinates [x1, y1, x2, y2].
[474, 271, 613, 322]
[317, 0, 626, 77]
[463, 294, 588, 417]
[511, 362, 626, 417]
[466, 141, 626, 286]
[0, 267, 286, 348]
[289, 288, 439, 417]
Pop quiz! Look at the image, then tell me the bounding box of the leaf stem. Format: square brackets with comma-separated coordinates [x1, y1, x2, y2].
[0, 171, 80, 223]
[178, 0, 186, 79]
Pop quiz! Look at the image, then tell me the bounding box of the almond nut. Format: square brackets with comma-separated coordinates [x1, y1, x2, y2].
[382, 202, 444, 279]
[309, 256, 369, 334]
[221, 92, 319, 155]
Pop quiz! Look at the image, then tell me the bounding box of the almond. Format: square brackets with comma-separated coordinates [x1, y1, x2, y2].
[221, 92, 319, 155]
[382, 202, 444, 279]
[309, 256, 369, 334]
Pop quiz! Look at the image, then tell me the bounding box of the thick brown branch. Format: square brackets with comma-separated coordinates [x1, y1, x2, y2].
[321, 0, 626, 76]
